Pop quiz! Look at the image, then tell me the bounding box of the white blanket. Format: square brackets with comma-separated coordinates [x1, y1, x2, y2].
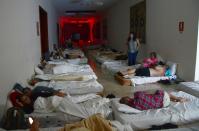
[53, 64, 94, 75]
[112, 91, 199, 129]
[127, 75, 176, 85]
[34, 95, 111, 119]
[35, 79, 103, 95]
[179, 81, 199, 97]
[35, 73, 97, 81]
[66, 58, 88, 65]
[102, 61, 141, 75]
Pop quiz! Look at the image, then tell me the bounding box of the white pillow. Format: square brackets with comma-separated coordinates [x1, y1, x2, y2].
[166, 61, 177, 75]
[53, 65, 75, 74]
[112, 98, 142, 114]
[34, 66, 44, 75]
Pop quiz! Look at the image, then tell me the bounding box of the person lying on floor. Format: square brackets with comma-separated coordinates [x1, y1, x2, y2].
[118, 62, 170, 77]
[18, 86, 66, 114]
[119, 90, 188, 110]
[29, 114, 119, 131]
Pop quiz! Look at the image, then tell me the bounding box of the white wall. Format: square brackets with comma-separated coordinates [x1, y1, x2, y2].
[107, 0, 199, 80]
[0, 0, 58, 110]
[195, 19, 199, 81]
[147, 0, 199, 80]
[106, 0, 147, 60]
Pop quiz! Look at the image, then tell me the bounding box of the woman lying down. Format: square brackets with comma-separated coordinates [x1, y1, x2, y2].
[120, 90, 188, 110]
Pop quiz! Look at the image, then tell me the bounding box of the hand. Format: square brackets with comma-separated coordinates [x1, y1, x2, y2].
[178, 97, 189, 103]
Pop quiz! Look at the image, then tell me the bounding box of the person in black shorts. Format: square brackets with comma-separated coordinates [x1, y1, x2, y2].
[118, 63, 167, 77]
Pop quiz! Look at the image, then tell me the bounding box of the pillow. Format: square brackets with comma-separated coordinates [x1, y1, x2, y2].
[34, 66, 44, 75]
[112, 99, 142, 114]
[166, 61, 177, 75]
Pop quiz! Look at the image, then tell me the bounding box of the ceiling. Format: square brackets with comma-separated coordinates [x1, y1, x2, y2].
[50, 0, 120, 16]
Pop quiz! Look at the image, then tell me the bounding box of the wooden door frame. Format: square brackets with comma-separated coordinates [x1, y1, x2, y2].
[39, 6, 49, 57]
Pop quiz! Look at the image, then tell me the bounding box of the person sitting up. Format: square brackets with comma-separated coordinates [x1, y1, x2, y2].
[143, 52, 158, 68]
[19, 86, 66, 114]
[118, 62, 168, 77]
[120, 90, 188, 110]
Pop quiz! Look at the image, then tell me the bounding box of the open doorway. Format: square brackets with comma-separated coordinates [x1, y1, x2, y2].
[195, 20, 199, 81]
[39, 6, 49, 57]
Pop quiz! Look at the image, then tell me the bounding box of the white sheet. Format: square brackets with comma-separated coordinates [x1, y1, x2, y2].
[53, 64, 94, 75]
[127, 75, 177, 86]
[179, 81, 199, 97]
[35, 79, 103, 95]
[35, 73, 97, 81]
[112, 91, 199, 130]
[34, 95, 111, 119]
[66, 57, 88, 65]
[102, 61, 141, 75]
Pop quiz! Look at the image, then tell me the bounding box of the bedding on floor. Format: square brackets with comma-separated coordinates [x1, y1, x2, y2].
[111, 91, 199, 130]
[35, 79, 103, 95]
[115, 73, 176, 86]
[35, 72, 97, 81]
[102, 61, 141, 76]
[178, 81, 199, 97]
[34, 95, 111, 119]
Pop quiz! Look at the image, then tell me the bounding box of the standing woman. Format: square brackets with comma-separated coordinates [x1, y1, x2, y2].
[127, 32, 140, 65]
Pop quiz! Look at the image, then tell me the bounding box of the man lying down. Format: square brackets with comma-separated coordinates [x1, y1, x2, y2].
[17, 86, 111, 119]
[120, 90, 188, 110]
[118, 62, 170, 77]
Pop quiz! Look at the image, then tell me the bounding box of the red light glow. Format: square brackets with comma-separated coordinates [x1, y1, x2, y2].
[59, 16, 98, 47]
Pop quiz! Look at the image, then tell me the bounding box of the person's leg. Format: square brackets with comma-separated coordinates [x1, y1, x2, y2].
[128, 52, 133, 66]
[132, 51, 138, 65]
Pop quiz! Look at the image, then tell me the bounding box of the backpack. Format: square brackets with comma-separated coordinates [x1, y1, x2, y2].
[1, 107, 29, 130]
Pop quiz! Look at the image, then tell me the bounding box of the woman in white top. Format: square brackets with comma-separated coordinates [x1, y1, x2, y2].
[127, 32, 140, 65]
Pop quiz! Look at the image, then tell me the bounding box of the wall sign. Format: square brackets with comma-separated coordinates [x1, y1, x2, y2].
[179, 21, 184, 33]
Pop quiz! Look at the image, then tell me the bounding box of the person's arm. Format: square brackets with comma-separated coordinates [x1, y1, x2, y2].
[136, 39, 140, 50]
[169, 94, 188, 103]
[33, 86, 66, 98]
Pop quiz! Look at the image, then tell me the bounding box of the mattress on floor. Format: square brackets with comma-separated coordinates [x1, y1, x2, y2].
[34, 96, 112, 120]
[102, 61, 141, 76]
[111, 91, 199, 130]
[35, 72, 97, 81]
[66, 57, 88, 65]
[35, 79, 104, 95]
[115, 74, 132, 86]
[27, 112, 82, 128]
[178, 81, 199, 97]
[115, 73, 176, 86]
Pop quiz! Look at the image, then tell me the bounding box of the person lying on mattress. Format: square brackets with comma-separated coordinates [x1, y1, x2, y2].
[18, 86, 66, 114]
[119, 90, 188, 110]
[118, 62, 171, 77]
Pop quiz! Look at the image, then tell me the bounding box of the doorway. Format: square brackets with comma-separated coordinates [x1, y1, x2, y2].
[39, 6, 49, 57]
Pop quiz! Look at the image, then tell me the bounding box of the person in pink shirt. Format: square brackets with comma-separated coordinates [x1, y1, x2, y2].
[143, 52, 158, 68]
